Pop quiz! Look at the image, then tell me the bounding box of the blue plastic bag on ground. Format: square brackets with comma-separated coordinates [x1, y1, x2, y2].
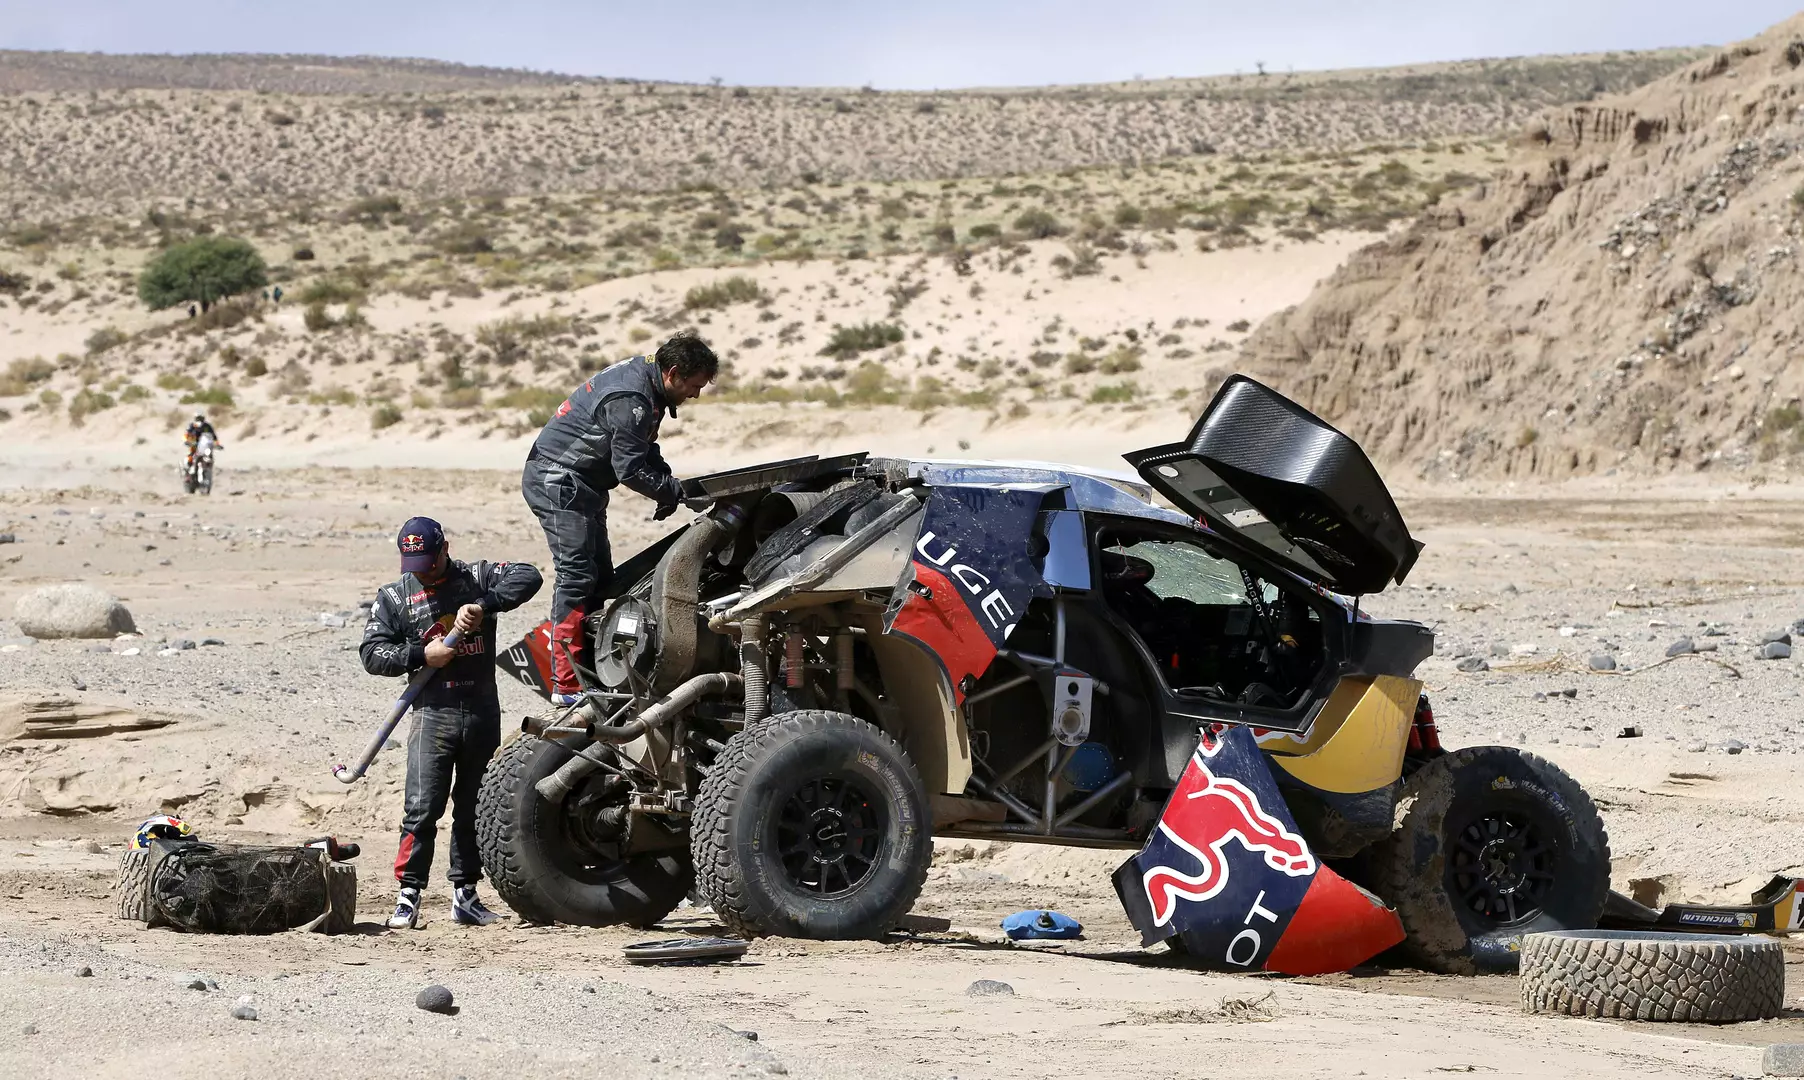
[1002, 909, 1083, 940]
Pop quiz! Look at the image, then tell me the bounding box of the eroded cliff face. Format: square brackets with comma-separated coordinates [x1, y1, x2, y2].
[1244, 16, 1804, 479]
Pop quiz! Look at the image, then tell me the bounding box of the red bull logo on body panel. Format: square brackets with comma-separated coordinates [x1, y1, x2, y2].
[1142, 735, 1317, 927]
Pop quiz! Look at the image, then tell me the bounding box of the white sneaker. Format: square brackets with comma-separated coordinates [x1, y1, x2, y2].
[386, 886, 421, 929]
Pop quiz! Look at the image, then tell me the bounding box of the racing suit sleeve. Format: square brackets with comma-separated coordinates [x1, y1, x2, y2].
[476, 560, 543, 614]
[600, 393, 682, 506]
[359, 585, 424, 676]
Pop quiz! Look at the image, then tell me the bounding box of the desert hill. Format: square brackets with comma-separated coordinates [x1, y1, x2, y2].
[1244, 14, 1804, 480]
[0, 49, 1703, 218]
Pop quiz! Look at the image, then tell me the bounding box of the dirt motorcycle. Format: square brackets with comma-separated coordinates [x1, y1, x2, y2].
[183, 433, 218, 495]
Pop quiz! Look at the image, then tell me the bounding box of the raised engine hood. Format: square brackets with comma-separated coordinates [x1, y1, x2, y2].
[1123, 375, 1420, 595]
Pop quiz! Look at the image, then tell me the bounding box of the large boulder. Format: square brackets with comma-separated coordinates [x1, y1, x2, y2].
[14, 584, 135, 639]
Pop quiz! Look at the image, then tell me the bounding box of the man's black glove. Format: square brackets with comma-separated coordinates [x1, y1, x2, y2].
[653, 500, 679, 521]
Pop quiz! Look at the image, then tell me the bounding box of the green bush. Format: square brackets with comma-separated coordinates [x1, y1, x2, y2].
[0, 357, 55, 396]
[370, 403, 404, 430]
[345, 195, 403, 224]
[299, 279, 366, 305]
[1113, 204, 1144, 227]
[1098, 346, 1143, 374]
[1012, 209, 1065, 239]
[155, 372, 201, 392]
[85, 327, 128, 356]
[68, 387, 116, 424]
[303, 302, 335, 333]
[138, 236, 268, 311]
[180, 385, 235, 408]
[820, 322, 904, 359]
[1088, 382, 1138, 404]
[841, 361, 901, 404]
[684, 276, 768, 310]
[969, 223, 1001, 239]
[1063, 353, 1097, 375]
[119, 384, 151, 403]
[244, 357, 269, 377]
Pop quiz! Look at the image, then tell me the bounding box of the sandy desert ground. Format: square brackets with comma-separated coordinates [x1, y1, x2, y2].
[1, 447, 1801, 1079]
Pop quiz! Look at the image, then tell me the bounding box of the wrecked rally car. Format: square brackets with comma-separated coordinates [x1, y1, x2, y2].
[484, 375, 1613, 975]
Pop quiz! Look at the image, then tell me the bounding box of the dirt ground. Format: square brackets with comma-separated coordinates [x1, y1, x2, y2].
[2, 461, 1802, 1079]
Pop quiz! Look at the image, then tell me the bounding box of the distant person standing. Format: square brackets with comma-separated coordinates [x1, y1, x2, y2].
[272, 285, 283, 304]
[360, 517, 542, 929]
[521, 332, 716, 704]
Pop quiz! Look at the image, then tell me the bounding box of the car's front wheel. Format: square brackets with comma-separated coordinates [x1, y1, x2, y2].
[1370, 745, 1610, 974]
[692, 710, 930, 939]
[476, 734, 691, 928]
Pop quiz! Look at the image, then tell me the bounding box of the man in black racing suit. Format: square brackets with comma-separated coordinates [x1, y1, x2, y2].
[521, 331, 717, 704]
[360, 515, 542, 929]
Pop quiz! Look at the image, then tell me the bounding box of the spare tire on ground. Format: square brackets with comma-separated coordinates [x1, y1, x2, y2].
[1520, 930, 1784, 1022]
[14, 584, 135, 639]
[1369, 745, 1611, 974]
[116, 848, 152, 923]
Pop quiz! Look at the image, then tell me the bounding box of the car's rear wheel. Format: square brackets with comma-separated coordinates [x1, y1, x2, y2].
[1369, 745, 1610, 974]
[692, 710, 930, 939]
[476, 734, 691, 928]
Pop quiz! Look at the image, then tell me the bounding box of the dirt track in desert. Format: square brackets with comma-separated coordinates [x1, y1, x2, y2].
[1, 456, 1801, 1079]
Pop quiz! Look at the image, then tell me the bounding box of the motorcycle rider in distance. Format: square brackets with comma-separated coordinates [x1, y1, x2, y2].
[184, 413, 220, 476]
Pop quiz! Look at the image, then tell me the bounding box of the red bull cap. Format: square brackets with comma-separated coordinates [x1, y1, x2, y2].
[396, 516, 445, 573]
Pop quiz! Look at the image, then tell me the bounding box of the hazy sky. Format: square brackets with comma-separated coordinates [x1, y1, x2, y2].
[1, 2, 1797, 89]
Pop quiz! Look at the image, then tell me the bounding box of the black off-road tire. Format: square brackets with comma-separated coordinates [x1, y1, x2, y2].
[692, 710, 930, 940]
[475, 734, 691, 928]
[322, 861, 358, 934]
[116, 849, 151, 923]
[1369, 746, 1610, 974]
[1520, 931, 1784, 1022]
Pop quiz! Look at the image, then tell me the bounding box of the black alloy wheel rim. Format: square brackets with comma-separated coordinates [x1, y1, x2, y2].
[775, 774, 884, 897]
[1447, 810, 1555, 926]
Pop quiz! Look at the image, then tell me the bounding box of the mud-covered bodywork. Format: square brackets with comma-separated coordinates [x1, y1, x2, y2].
[496, 376, 1463, 972]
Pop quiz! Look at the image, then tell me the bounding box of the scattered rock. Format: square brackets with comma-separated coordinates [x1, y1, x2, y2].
[1761, 641, 1792, 660]
[1760, 630, 1793, 646]
[1489, 641, 1511, 658]
[1765, 1044, 1804, 1078]
[70, 676, 86, 691]
[1723, 739, 1748, 755]
[21, 1024, 36, 1035]
[1456, 657, 1488, 673]
[119, 647, 140, 656]
[1558, 626, 1578, 638]
[1694, 640, 1719, 653]
[1587, 653, 1617, 672]
[14, 584, 136, 639]
[735, 1030, 759, 1041]
[1618, 726, 1642, 739]
[231, 1004, 258, 1021]
[0, 533, 14, 544]
[1561, 688, 1579, 699]
[74, 966, 92, 978]
[1686, 740, 1708, 753]
[1511, 643, 1539, 657]
[318, 612, 349, 628]
[170, 638, 196, 650]
[188, 979, 208, 991]
[157, 648, 181, 657]
[1532, 692, 1547, 702]
[416, 984, 455, 1014]
[967, 979, 1015, 997]
[1665, 638, 1695, 657]
[200, 637, 225, 646]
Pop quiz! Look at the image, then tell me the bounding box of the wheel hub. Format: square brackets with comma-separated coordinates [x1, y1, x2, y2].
[776, 776, 882, 896]
[1449, 811, 1554, 926]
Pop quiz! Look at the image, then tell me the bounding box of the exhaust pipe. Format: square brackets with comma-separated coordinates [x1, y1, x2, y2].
[534, 672, 742, 804]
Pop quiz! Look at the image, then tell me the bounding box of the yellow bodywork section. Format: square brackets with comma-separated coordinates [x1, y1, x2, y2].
[1267, 675, 1419, 794]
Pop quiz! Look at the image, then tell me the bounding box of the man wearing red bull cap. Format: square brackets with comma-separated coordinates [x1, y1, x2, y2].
[360, 516, 541, 929]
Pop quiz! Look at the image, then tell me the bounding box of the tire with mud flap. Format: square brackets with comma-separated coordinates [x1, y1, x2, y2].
[692, 710, 930, 939]
[475, 734, 691, 928]
[322, 861, 358, 934]
[1370, 745, 1610, 974]
[116, 848, 151, 923]
[1519, 930, 1784, 1022]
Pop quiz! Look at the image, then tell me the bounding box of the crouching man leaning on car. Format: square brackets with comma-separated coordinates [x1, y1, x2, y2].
[520, 331, 717, 705]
